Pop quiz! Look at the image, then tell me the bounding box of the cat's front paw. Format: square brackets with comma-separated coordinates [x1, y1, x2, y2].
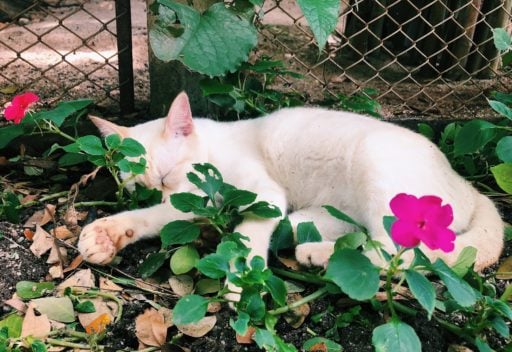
[78, 217, 136, 264]
[295, 242, 335, 268]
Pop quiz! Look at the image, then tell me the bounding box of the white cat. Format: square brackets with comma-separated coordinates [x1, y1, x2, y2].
[78, 92, 503, 272]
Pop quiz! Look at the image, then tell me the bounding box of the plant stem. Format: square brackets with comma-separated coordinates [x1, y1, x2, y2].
[74, 201, 119, 208]
[268, 286, 329, 315]
[18, 190, 69, 208]
[46, 338, 103, 350]
[270, 267, 328, 285]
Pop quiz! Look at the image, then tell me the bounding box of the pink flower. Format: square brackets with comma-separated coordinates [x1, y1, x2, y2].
[389, 193, 456, 252]
[4, 92, 39, 124]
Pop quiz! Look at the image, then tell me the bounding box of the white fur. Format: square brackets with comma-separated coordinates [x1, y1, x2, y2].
[78, 94, 504, 272]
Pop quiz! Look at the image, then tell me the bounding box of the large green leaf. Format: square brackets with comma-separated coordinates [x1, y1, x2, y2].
[150, 1, 257, 76]
[431, 259, 477, 307]
[453, 120, 496, 156]
[0, 124, 24, 149]
[173, 294, 209, 325]
[489, 100, 512, 120]
[160, 220, 201, 247]
[76, 135, 105, 156]
[32, 297, 75, 323]
[16, 281, 54, 299]
[497, 136, 512, 162]
[324, 248, 379, 300]
[405, 270, 435, 319]
[491, 163, 512, 194]
[493, 28, 512, 51]
[296, 221, 322, 244]
[372, 320, 421, 352]
[296, 0, 340, 51]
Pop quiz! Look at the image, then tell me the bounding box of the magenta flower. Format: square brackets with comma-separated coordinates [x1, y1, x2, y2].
[389, 193, 456, 252]
[4, 92, 39, 124]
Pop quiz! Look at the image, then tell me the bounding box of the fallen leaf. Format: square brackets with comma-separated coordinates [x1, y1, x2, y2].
[63, 255, 83, 273]
[57, 269, 95, 294]
[78, 298, 117, 329]
[135, 308, 167, 347]
[99, 277, 123, 292]
[159, 307, 174, 328]
[169, 275, 194, 297]
[236, 326, 256, 344]
[48, 263, 63, 279]
[497, 256, 512, 280]
[284, 293, 310, 328]
[0, 85, 17, 94]
[23, 228, 34, 241]
[23, 204, 56, 228]
[32, 297, 75, 323]
[21, 303, 51, 338]
[278, 257, 301, 271]
[3, 295, 27, 313]
[308, 343, 328, 352]
[53, 226, 74, 240]
[85, 313, 111, 334]
[207, 302, 222, 313]
[20, 194, 38, 205]
[29, 225, 53, 257]
[47, 243, 67, 264]
[177, 316, 217, 337]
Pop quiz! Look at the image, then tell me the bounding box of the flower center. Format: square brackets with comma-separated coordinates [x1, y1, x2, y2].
[417, 220, 426, 229]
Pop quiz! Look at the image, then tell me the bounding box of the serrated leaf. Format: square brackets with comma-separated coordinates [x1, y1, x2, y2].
[151, 1, 257, 76]
[172, 294, 208, 325]
[242, 201, 282, 218]
[16, 281, 55, 299]
[170, 193, 206, 213]
[119, 138, 146, 157]
[372, 320, 421, 352]
[325, 248, 379, 300]
[453, 120, 496, 156]
[160, 220, 201, 247]
[335, 232, 367, 250]
[405, 270, 435, 319]
[296, 222, 322, 244]
[230, 311, 250, 336]
[491, 163, 512, 194]
[497, 136, 512, 162]
[493, 28, 512, 51]
[196, 253, 229, 279]
[431, 259, 477, 307]
[31, 297, 75, 323]
[223, 189, 257, 207]
[76, 135, 105, 156]
[296, 0, 340, 51]
[139, 252, 169, 278]
[170, 245, 199, 274]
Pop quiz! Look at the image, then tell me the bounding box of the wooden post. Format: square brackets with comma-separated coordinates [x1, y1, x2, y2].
[419, 1, 447, 77]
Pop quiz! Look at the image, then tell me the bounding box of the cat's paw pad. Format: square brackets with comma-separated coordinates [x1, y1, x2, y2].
[78, 218, 134, 265]
[295, 242, 335, 268]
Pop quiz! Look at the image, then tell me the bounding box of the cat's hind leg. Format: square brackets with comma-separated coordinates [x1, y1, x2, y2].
[290, 207, 357, 268]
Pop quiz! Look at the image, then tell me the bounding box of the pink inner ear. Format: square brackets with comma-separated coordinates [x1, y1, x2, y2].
[165, 92, 194, 137]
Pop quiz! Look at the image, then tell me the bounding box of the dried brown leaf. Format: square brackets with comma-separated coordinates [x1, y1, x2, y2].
[23, 228, 34, 241]
[497, 256, 512, 280]
[78, 298, 117, 329]
[284, 293, 310, 328]
[23, 204, 56, 228]
[177, 316, 217, 338]
[236, 326, 256, 345]
[63, 255, 83, 273]
[135, 308, 167, 347]
[48, 263, 64, 279]
[3, 295, 27, 313]
[278, 257, 301, 271]
[99, 277, 123, 292]
[21, 303, 51, 338]
[57, 268, 95, 294]
[53, 226, 74, 240]
[47, 243, 67, 264]
[169, 275, 194, 297]
[29, 225, 53, 257]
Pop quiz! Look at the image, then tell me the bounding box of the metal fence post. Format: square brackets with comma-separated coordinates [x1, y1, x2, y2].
[115, 0, 135, 116]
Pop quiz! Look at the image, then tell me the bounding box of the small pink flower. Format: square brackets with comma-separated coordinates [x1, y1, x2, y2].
[4, 92, 39, 124]
[389, 193, 456, 252]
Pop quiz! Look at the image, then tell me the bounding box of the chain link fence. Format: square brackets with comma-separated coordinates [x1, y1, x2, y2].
[0, 0, 148, 114]
[256, 0, 512, 118]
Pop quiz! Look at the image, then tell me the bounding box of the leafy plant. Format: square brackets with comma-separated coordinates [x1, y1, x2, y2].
[334, 88, 382, 118]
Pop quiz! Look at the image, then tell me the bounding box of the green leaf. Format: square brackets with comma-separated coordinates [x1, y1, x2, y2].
[491, 316, 509, 338]
[325, 248, 380, 301]
[491, 163, 512, 194]
[0, 124, 24, 149]
[296, 0, 340, 51]
[417, 123, 435, 140]
[196, 253, 229, 279]
[76, 135, 105, 156]
[0, 314, 23, 338]
[200, 78, 234, 96]
[16, 281, 54, 299]
[475, 337, 493, 352]
[128, 159, 147, 174]
[270, 217, 294, 255]
[187, 164, 223, 201]
[118, 138, 146, 157]
[296, 222, 322, 244]
[75, 300, 96, 313]
[58, 152, 88, 167]
[138, 251, 169, 278]
[195, 278, 221, 295]
[372, 320, 421, 352]
[230, 312, 250, 336]
[254, 328, 276, 349]
[334, 232, 367, 250]
[37, 99, 92, 127]
[116, 158, 130, 173]
[170, 193, 206, 213]
[150, 1, 257, 76]
[431, 259, 477, 307]
[242, 201, 282, 218]
[451, 246, 477, 277]
[497, 136, 512, 163]
[453, 119, 496, 156]
[323, 205, 366, 231]
[493, 28, 512, 51]
[160, 220, 201, 247]
[170, 245, 200, 274]
[489, 100, 512, 120]
[172, 294, 208, 325]
[31, 297, 75, 323]
[265, 275, 287, 307]
[105, 134, 121, 149]
[303, 337, 343, 352]
[240, 288, 266, 321]
[405, 270, 435, 319]
[223, 189, 257, 207]
[30, 340, 47, 352]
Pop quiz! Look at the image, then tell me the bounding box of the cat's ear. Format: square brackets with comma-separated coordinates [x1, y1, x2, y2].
[89, 115, 128, 137]
[164, 92, 194, 138]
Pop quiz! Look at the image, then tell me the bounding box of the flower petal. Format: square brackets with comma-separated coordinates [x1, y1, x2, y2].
[4, 104, 25, 124]
[13, 92, 39, 109]
[390, 220, 421, 248]
[390, 193, 422, 220]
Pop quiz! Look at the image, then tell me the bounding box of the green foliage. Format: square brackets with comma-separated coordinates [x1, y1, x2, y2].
[0, 191, 21, 223]
[296, 0, 340, 52]
[334, 88, 382, 118]
[372, 320, 421, 352]
[16, 281, 54, 299]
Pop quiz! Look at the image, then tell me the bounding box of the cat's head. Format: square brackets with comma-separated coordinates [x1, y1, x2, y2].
[90, 92, 206, 197]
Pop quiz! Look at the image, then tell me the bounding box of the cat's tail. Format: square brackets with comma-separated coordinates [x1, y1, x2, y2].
[455, 190, 504, 271]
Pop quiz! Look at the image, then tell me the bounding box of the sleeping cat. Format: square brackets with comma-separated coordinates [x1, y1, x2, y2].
[78, 92, 504, 273]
